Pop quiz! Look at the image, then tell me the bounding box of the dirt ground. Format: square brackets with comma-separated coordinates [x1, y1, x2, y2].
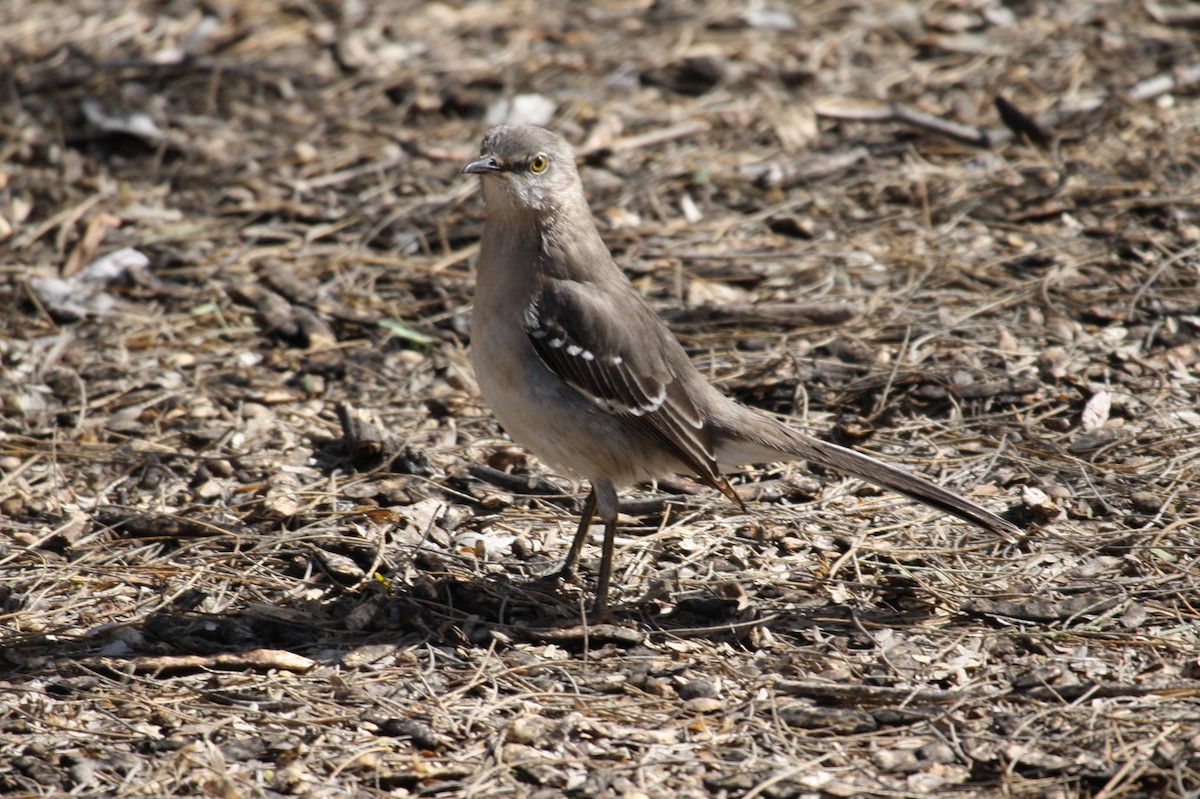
[3, 1, 1200, 797]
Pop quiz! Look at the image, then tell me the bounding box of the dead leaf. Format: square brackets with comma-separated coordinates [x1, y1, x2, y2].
[63, 212, 122, 277]
[1081, 390, 1111, 431]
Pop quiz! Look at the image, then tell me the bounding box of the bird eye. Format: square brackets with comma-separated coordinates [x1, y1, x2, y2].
[528, 154, 549, 173]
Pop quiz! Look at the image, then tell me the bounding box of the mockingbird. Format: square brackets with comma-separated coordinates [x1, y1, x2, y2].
[464, 125, 1019, 616]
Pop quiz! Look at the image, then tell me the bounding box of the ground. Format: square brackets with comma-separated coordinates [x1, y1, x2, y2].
[2, 1, 1199, 797]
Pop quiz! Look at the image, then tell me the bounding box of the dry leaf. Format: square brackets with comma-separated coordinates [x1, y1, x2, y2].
[1081, 390, 1111, 431]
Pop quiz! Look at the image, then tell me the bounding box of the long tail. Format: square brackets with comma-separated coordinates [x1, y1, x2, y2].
[713, 406, 1021, 539]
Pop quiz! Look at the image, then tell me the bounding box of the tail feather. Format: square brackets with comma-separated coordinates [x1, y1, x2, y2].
[713, 408, 1020, 539]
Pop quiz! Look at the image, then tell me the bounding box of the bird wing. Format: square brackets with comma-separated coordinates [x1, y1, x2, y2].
[524, 278, 735, 497]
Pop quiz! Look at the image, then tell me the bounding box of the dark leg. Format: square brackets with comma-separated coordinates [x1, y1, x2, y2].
[557, 487, 597, 582]
[589, 481, 620, 618]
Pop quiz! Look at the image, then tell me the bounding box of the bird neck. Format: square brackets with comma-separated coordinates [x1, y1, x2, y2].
[531, 202, 614, 283]
[474, 188, 623, 319]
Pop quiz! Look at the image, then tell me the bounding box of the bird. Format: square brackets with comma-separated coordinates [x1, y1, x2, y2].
[463, 125, 1019, 616]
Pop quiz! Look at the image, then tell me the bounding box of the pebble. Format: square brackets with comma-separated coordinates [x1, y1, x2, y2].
[677, 678, 719, 700]
[873, 748, 920, 773]
[684, 697, 723, 714]
[241, 402, 270, 419]
[1, 495, 23, 516]
[192, 479, 224, 501]
[919, 741, 957, 764]
[1130, 492, 1161, 514]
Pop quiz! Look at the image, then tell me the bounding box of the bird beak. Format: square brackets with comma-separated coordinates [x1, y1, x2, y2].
[463, 155, 501, 175]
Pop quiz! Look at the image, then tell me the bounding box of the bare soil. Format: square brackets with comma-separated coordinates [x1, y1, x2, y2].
[2, 1, 1199, 797]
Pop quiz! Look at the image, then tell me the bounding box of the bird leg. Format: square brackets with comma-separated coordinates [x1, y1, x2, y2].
[558, 488, 597, 582]
[556, 481, 621, 616]
[589, 481, 620, 618]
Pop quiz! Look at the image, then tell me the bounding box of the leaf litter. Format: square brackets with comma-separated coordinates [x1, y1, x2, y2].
[1, 1, 1199, 797]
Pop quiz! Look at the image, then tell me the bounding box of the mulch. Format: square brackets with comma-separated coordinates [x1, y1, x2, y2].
[2, 1, 1198, 797]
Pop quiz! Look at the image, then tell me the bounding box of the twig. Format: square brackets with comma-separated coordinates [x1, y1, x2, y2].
[1125, 240, 1200, 323]
[670, 301, 857, 327]
[815, 63, 1200, 147]
[751, 147, 870, 189]
[1013, 680, 1200, 702]
[466, 464, 567, 497]
[775, 679, 1003, 705]
[581, 119, 711, 155]
[814, 98, 1010, 147]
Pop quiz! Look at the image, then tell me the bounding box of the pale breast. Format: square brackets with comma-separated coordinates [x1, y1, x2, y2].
[470, 309, 686, 488]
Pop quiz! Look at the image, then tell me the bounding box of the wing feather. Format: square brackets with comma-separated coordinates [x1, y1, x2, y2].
[524, 279, 726, 490]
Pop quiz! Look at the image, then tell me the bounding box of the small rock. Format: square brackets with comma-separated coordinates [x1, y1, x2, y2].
[743, 7, 796, 29]
[507, 715, 552, 746]
[873, 748, 921, 773]
[511, 537, 538, 559]
[346, 751, 382, 772]
[1120, 603, 1148, 630]
[1130, 492, 1161, 514]
[192, 479, 224, 501]
[4, 390, 49, 416]
[677, 678, 719, 700]
[1, 494, 23, 517]
[684, 697, 723, 713]
[1081, 390, 1111, 431]
[919, 741, 957, 764]
[241, 402, 270, 419]
[11, 531, 39, 547]
[1020, 485, 1060, 520]
[316, 550, 365, 582]
[1037, 346, 1070, 379]
[68, 757, 98, 789]
[376, 718, 448, 751]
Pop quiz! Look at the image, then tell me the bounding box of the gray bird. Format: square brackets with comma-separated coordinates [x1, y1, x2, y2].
[464, 125, 1019, 616]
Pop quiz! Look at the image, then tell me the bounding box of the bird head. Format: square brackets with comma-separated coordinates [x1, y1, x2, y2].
[463, 125, 579, 214]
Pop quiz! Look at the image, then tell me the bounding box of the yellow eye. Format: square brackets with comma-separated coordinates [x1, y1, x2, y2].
[528, 154, 549, 173]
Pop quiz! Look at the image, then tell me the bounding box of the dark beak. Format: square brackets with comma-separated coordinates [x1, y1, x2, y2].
[463, 155, 501, 175]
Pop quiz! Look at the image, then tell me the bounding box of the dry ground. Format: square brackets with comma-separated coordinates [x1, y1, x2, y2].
[2, 1, 1200, 797]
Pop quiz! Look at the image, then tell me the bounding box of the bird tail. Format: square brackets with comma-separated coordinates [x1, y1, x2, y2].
[713, 407, 1020, 539]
